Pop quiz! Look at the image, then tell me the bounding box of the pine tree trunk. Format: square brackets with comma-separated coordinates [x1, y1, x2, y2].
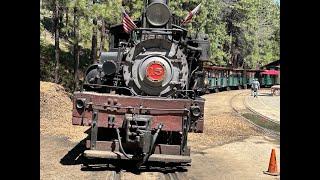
[66, 7, 69, 35]
[73, 7, 80, 90]
[99, 19, 105, 57]
[51, 6, 55, 37]
[91, 19, 98, 63]
[54, 0, 60, 83]
[91, 0, 98, 64]
[59, 7, 63, 26]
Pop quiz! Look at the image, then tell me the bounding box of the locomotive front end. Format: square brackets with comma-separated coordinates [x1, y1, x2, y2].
[71, 0, 210, 167]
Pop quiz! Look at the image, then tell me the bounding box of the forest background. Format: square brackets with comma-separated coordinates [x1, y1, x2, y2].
[40, 0, 280, 92]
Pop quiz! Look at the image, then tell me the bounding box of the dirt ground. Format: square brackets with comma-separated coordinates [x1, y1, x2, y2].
[189, 135, 280, 179]
[40, 82, 280, 179]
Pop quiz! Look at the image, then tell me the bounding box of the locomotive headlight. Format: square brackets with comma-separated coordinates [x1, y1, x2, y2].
[146, 2, 171, 26]
[76, 98, 86, 109]
[190, 105, 201, 117]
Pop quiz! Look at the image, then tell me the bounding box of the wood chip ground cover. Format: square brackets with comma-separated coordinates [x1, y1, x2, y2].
[40, 81, 88, 142]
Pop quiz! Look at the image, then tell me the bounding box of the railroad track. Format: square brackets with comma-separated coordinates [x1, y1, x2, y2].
[229, 90, 280, 138]
[229, 91, 247, 114]
[108, 170, 121, 180]
[82, 163, 189, 180]
[163, 171, 188, 180]
[244, 96, 280, 125]
[106, 171, 188, 180]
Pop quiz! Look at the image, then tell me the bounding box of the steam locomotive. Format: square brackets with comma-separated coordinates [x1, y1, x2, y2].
[71, 0, 210, 167]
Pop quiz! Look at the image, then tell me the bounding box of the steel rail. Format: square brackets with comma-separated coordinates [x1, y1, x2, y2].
[229, 91, 280, 138]
[244, 97, 280, 125]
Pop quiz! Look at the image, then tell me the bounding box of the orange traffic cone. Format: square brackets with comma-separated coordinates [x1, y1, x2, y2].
[263, 149, 280, 176]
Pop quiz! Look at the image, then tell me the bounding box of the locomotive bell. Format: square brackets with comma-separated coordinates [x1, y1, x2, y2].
[146, 0, 170, 27]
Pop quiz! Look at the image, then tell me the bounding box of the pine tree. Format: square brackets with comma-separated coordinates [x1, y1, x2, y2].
[73, 6, 80, 90]
[40, 0, 279, 88]
[99, 19, 106, 57]
[91, 0, 98, 64]
[54, 0, 60, 83]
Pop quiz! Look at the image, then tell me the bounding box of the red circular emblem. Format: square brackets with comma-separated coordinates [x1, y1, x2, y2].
[146, 62, 165, 82]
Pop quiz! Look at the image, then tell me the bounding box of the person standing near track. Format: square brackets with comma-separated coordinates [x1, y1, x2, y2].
[251, 79, 260, 98]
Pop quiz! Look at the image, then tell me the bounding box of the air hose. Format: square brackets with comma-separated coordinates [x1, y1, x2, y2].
[116, 123, 164, 166]
[115, 128, 132, 159]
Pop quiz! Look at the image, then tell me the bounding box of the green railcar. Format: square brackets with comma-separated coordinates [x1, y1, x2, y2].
[208, 77, 217, 89]
[242, 77, 247, 88]
[208, 77, 213, 88]
[228, 75, 240, 87]
[248, 77, 255, 86]
[216, 77, 221, 87]
[261, 75, 275, 86]
[234, 76, 240, 86]
[228, 76, 233, 87]
[239, 76, 243, 85]
[220, 77, 228, 87]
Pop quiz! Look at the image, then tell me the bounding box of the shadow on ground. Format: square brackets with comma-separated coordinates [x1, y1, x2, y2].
[257, 93, 273, 96]
[59, 136, 189, 175]
[248, 92, 272, 97]
[60, 138, 87, 165]
[80, 162, 189, 175]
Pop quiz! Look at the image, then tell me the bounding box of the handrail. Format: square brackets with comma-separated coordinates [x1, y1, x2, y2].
[134, 28, 183, 32]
